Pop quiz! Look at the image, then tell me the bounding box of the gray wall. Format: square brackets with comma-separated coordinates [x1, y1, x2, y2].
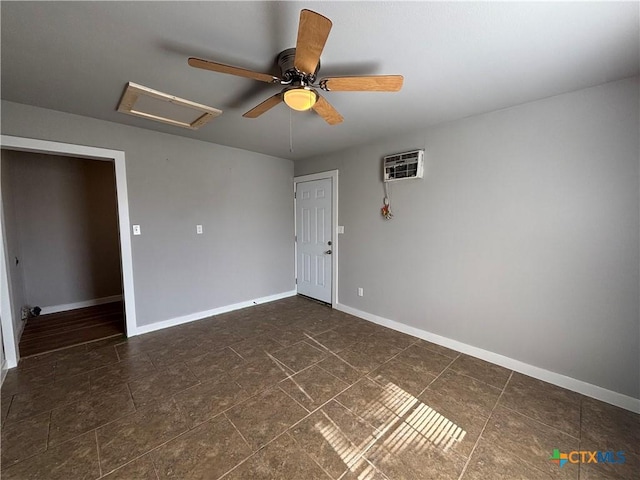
[1, 150, 26, 336]
[2, 151, 122, 309]
[295, 77, 640, 399]
[1, 101, 295, 327]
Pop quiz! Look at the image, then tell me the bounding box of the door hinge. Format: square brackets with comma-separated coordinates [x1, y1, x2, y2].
[295, 278, 297, 284]
[294, 235, 297, 242]
[294, 191, 297, 199]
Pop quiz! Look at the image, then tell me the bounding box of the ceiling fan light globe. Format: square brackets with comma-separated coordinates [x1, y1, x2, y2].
[284, 88, 317, 111]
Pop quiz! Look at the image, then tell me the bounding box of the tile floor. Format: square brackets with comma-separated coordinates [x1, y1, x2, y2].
[1, 296, 638, 480]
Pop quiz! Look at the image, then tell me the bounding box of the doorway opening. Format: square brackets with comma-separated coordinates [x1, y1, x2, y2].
[4, 150, 124, 357]
[0, 136, 137, 369]
[294, 170, 339, 307]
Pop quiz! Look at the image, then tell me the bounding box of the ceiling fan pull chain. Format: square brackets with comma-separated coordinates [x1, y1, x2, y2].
[289, 109, 294, 152]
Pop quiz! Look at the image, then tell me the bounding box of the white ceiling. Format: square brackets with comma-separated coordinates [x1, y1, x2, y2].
[2, 2, 638, 161]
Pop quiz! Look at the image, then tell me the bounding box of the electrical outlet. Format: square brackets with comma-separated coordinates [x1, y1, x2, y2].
[196, 225, 203, 234]
[358, 287, 364, 297]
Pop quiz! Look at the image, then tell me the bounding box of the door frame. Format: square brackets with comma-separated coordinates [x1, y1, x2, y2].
[294, 170, 339, 307]
[0, 135, 138, 368]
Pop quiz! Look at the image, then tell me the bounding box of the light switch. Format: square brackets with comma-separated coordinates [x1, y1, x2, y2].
[196, 225, 203, 234]
[337, 226, 345, 234]
[133, 225, 141, 235]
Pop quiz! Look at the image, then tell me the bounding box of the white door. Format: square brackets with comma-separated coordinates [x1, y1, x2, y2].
[296, 178, 332, 303]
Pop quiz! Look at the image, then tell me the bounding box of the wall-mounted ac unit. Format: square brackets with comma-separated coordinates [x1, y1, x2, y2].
[383, 149, 424, 182]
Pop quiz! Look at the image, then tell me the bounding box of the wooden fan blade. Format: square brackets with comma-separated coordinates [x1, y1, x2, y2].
[321, 75, 404, 92]
[243, 93, 283, 118]
[294, 9, 332, 75]
[312, 95, 343, 125]
[188, 57, 280, 84]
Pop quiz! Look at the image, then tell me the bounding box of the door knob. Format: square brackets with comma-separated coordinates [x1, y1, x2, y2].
[324, 250, 332, 255]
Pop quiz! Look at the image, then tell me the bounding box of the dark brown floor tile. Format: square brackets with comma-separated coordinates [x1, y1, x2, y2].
[500, 372, 581, 437]
[7, 298, 635, 480]
[1, 391, 13, 423]
[427, 370, 502, 417]
[579, 419, 640, 480]
[54, 345, 120, 379]
[461, 439, 554, 480]
[2, 431, 100, 480]
[230, 336, 285, 364]
[335, 378, 406, 432]
[114, 338, 147, 360]
[279, 365, 349, 411]
[1, 363, 55, 397]
[49, 383, 135, 446]
[334, 320, 382, 337]
[309, 329, 363, 353]
[152, 416, 252, 480]
[225, 321, 282, 341]
[299, 318, 343, 336]
[262, 313, 299, 330]
[17, 344, 87, 371]
[1, 411, 50, 467]
[89, 353, 157, 391]
[197, 330, 246, 351]
[289, 400, 377, 478]
[394, 344, 453, 376]
[85, 334, 127, 352]
[369, 329, 417, 350]
[128, 362, 199, 408]
[184, 348, 242, 383]
[580, 396, 640, 448]
[101, 454, 158, 479]
[348, 339, 402, 366]
[97, 399, 189, 473]
[231, 357, 291, 395]
[266, 326, 309, 346]
[7, 373, 91, 423]
[173, 374, 248, 427]
[415, 339, 461, 359]
[368, 357, 436, 397]
[272, 341, 328, 372]
[226, 387, 308, 450]
[332, 348, 386, 376]
[416, 389, 488, 458]
[365, 420, 467, 480]
[223, 433, 331, 480]
[341, 460, 390, 479]
[449, 354, 512, 389]
[145, 339, 203, 368]
[317, 353, 364, 384]
[482, 405, 579, 479]
[578, 447, 638, 480]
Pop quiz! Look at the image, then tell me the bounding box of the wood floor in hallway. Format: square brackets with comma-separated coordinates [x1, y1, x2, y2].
[18, 301, 125, 358]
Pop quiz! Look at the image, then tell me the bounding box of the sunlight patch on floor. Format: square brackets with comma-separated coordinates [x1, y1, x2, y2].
[315, 380, 466, 479]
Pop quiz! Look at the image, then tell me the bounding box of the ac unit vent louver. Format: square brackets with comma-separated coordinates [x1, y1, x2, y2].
[383, 149, 424, 182]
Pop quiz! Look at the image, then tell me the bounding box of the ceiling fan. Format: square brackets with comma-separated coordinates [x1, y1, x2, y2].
[188, 9, 403, 125]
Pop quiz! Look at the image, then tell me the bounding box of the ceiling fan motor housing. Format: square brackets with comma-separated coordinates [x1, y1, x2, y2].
[277, 48, 320, 84]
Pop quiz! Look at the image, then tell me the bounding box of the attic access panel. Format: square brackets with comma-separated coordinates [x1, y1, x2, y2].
[117, 82, 222, 130]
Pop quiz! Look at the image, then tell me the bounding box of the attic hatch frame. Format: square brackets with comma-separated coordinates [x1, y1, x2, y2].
[117, 82, 222, 130]
[0, 135, 139, 369]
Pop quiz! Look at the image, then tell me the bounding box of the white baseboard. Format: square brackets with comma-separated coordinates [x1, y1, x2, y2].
[39, 295, 123, 315]
[335, 303, 640, 414]
[134, 290, 297, 336]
